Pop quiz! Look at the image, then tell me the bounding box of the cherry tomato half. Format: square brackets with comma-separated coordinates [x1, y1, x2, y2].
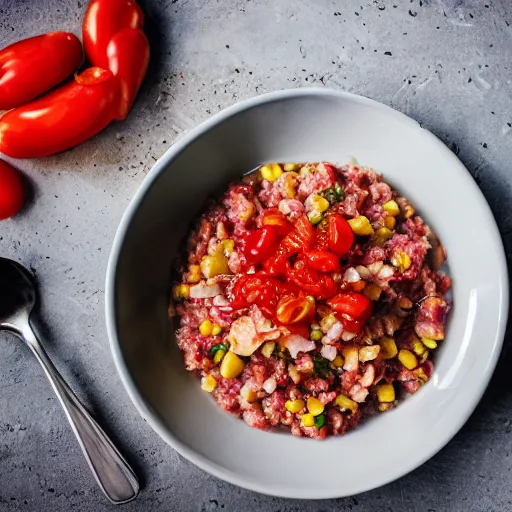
[327, 292, 374, 321]
[231, 274, 281, 318]
[303, 251, 341, 273]
[244, 226, 282, 265]
[280, 214, 316, 255]
[328, 214, 354, 256]
[0, 160, 24, 220]
[276, 295, 315, 324]
[288, 260, 338, 300]
[0, 32, 82, 111]
[262, 252, 291, 276]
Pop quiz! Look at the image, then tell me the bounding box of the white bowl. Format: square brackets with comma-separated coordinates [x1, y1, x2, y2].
[106, 88, 508, 498]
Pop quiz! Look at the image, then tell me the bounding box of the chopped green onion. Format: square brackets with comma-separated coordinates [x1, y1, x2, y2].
[314, 414, 325, 429]
[211, 344, 224, 354]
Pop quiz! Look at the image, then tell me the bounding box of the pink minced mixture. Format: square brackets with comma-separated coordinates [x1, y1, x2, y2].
[170, 161, 451, 440]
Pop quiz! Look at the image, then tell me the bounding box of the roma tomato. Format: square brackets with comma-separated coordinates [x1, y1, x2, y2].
[0, 32, 82, 111]
[276, 295, 315, 324]
[83, 0, 144, 70]
[106, 28, 150, 119]
[327, 292, 373, 321]
[0, 160, 24, 220]
[0, 68, 120, 158]
[328, 214, 354, 256]
[244, 226, 282, 265]
[288, 260, 338, 300]
[303, 251, 341, 273]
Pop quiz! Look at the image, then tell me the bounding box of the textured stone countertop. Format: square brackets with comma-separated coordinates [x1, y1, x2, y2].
[1, 0, 511, 510]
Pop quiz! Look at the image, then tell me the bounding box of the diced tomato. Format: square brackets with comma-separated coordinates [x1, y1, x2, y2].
[303, 251, 341, 273]
[328, 214, 354, 256]
[244, 226, 282, 265]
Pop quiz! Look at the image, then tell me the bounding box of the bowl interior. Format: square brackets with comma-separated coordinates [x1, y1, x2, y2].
[108, 90, 508, 498]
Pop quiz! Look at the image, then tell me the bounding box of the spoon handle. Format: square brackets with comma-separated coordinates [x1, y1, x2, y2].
[21, 322, 139, 504]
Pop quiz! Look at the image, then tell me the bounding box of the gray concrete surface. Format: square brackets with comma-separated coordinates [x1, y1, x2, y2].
[1, 0, 511, 510]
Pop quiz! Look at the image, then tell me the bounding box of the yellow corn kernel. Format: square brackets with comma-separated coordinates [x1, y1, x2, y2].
[384, 216, 396, 230]
[332, 355, 344, 368]
[285, 399, 305, 413]
[261, 341, 276, 358]
[211, 324, 222, 336]
[375, 227, 393, 244]
[201, 374, 217, 393]
[422, 338, 438, 350]
[414, 368, 428, 383]
[348, 216, 374, 236]
[404, 204, 415, 219]
[398, 349, 418, 370]
[383, 200, 400, 216]
[283, 162, 299, 171]
[391, 250, 411, 273]
[307, 397, 325, 416]
[320, 313, 337, 332]
[200, 250, 230, 278]
[310, 330, 323, 342]
[379, 337, 398, 359]
[173, 283, 190, 300]
[363, 283, 382, 301]
[335, 394, 358, 413]
[310, 194, 330, 213]
[412, 339, 426, 356]
[379, 403, 393, 412]
[377, 383, 395, 403]
[213, 349, 225, 364]
[221, 239, 235, 256]
[187, 265, 201, 283]
[301, 413, 315, 427]
[220, 351, 245, 379]
[359, 345, 381, 362]
[240, 384, 258, 402]
[260, 163, 283, 182]
[199, 319, 213, 337]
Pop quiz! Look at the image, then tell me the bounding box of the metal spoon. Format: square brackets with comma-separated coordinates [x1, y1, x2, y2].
[0, 257, 139, 504]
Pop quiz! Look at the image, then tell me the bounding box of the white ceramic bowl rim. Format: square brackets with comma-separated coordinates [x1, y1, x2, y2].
[106, 88, 509, 499]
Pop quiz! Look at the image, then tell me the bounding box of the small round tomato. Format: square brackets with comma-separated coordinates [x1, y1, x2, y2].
[328, 214, 354, 256]
[0, 160, 24, 220]
[276, 295, 315, 324]
[244, 226, 282, 265]
[327, 292, 373, 321]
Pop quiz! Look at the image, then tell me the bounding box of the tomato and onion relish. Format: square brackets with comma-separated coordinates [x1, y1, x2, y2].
[170, 161, 451, 439]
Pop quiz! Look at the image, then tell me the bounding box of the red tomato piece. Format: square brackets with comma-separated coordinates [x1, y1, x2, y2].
[327, 292, 374, 321]
[231, 274, 281, 318]
[285, 322, 310, 339]
[276, 295, 315, 324]
[0, 160, 24, 220]
[328, 214, 354, 256]
[262, 252, 291, 276]
[0, 68, 120, 159]
[0, 32, 83, 111]
[288, 260, 338, 300]
[280, 214, 316, 255]
[261, 209, 293, 236]
[244, 226, 282, 265]
[303, 251, 341, 273]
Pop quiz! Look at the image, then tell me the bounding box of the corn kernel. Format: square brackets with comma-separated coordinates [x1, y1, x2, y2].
[307, 397, 325, 416]
[311, 194, 330, 213]
[221, 239, 235, 256]
[412, 339, 426, 356]
[363, 283, 382, 301]
[377, 383, 395, 402]
[379, 403, 393, 412]
[359, 345, 380, 362]
[404, 204, 415, 219]
[283, 163, 299, 171]
[241, 384, 258, 402]
[201, 374, 217, 393]
[379, 337, 398, 359]
[398, 349, 418, 370]
[187, 265, 201, 283]
[173, 283, 189, 300]
[220, 351, 245, 379]
[213, 349, 225, 364]
[320, 314, 337, 332]
[285, 399, 305, 413]
[332, 355, 344, 368]
[414, 368, 428, 383]
[375, 227, 393, 244]
[260, 163, 283, 182]
[384, 216, 396, 229]
[383, 200, 400, 216]
[261, 341, 276, 358]
[335, 394, 358, 413]
[301, 413, 315, 427]
[348, 216, 374, 236]
[199, 319, 213, 337]
[422, 338, 438, 349]
[391, 250, 411, 273]
[200, 250, 230, 278]
[310, 330, 323, 342]
[211, 324, 222, 336]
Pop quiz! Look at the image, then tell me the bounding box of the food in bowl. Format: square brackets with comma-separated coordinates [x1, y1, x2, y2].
[170, 161, 451, 440]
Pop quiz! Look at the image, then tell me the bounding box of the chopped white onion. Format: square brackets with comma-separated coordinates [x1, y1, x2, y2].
[377, 265, 395, 279]
[212, 294, 230, 306]
[367, 261, 384, 274]
[189, 283, 222, 299]
[282, 334, 316, 359]
[320, 345, 337, 361]
[263, 377, 277, 394]
[343, 267, 361, 283]
[326, 321, 343, 342]
[341, 331, 357, 341]
[278, 199, 291, 215]
[355, 265, 372, 280]
[359, 364, 376, 387]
